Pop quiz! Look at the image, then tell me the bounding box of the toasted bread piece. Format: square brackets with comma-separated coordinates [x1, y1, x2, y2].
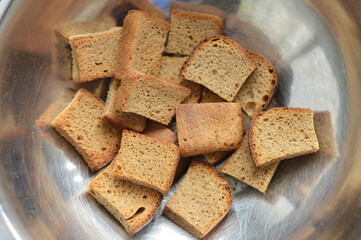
[35, 89, 75, 128]
[166, 9, 223, 55]
[69, 27, 122, 82]
[249, 107, 319, 167]
[53, 17, 116, 80]
[102, 79, 146, 132]
[233, 50, 278, 117]
[115, 10, 170, 77]
[204, 151, 232, 165]
[221, 132, 279, 193]
[180, 80, 202, 104]
[163, 160, 233, 238]
[180, 35, 257, 101]
[200, 87, 226, 103]
[113, 130, 180, 194]
[177, 103, 244, 157]
[88, 162, 163, 236]
[52, 89, 121, 171]
[169, 2, 225, 19]
[116, 72, 190, 125]
[159, 56, 188, 85]
[142, 120, 177, 144]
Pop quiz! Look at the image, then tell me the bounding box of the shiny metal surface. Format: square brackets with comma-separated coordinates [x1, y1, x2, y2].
[1, 0, 361, 239]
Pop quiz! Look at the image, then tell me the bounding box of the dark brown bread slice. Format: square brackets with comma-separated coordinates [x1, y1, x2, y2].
[88, 162, 163, 236]
[113, 130, 180, 195]
[204, 151, 232, 165]
[159, 56, 188, 85]
[115, 72, 190, 125]
[180, 35, 257, 101]
[69, 27, 122, 82]
[176, 103, 244, 157]
[52, 89, 121, 171]
[166, 9, 223, 55]
[200, 87, 226, 103]
[221, 132, 279, 193]
[53, 17, 116, 80]
[142, 120, 177, 144]
[115, 10, 170, 78]
[35, 89, 75, 128]
[249, 107, 319, 167]
[169, 1, 225, 19]
[102, 79, 146, 132]
[163, 160, 233, 238]
[233, 50, 278, 117]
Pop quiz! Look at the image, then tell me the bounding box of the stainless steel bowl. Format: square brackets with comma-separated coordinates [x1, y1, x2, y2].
[1, 0, 361, 239]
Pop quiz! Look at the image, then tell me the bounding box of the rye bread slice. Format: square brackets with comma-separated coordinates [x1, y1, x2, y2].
[142, 120, 177, 144]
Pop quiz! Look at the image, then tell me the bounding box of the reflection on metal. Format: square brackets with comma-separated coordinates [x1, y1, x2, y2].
[0, 0, 361, 239]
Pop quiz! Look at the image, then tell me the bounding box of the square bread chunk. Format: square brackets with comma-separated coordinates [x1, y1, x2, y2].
[69, 27, 122, 82]
[176, 103, 244, 157]
[52, 89, 121, 171]
[249, 107, 320, 167]
[180, 35, 257, 101]
[221, 132, 279, 193]
[53, 17, 116, 80]
[142, 120, 178, 144]
[163, 160, 233, 238]
[115, 10, 170, 77]
[233, 50, 278, 117]
[102, 79, 146, 132]
[204, 151, 232, 165]
[166, 9, 223, 55]
[113, 130, 180, 195]
[88, 162, 163, 236]
[116, 72, 190, 125]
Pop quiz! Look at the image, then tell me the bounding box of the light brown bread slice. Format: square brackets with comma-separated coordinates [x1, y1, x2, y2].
[180, 35, 257, 101]
[159, 56, 188, 85]
[142, 120, 177, 144]
[88, 162, 163, 236]
[166, 9, 223, 55]
[69, 27, 122, 82]
[249, 107, 319, 167]
[200, 87, 226, 103]
[204, 151, 232, 165]
[169, 1, 225, 19]
[115, 10, 170, 77]
[53, 17, 116, 80]
[35, 89, 75, 128]
[180, 80, 202, 104]
[115, 72, 190, 125]
[233, 50, 278, 117]
[163, 160, 233, 238]
[176, 103, 244, 157]
[221, 132, 279, 193]
[113, 130, 180, 195]
[102, 79, 146, 132]
[52, 89, 121, 171]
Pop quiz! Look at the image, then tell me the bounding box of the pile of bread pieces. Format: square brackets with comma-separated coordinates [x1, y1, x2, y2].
[43, 6, 321, 238]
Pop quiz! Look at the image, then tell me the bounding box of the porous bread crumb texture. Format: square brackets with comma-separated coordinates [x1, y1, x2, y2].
[181, 35, 257, 102]
[204, 151, 232, 165]
[89, 162, 163, 236]
[142, 120, 178, 144]
[102, 79, 147, 132]
[35, 89, 75, 128]
[200, 87, 226, 103]
[70, 27, 122, 82]
[166, 9, 223, 55]
[159, 56, 188, 84]
[233, 50, 278, 117]
[116, 10, 170, 78]
[249, 107, 320, 167]
[180, 79, 202, 104]
[113, 130, 180, 194]
[116, 72, 191, 125]
[221, 132, 279, 193]
[52, 89, 121, 171]
[177, 103, 244, 157]
[163, 160, 233, 238]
